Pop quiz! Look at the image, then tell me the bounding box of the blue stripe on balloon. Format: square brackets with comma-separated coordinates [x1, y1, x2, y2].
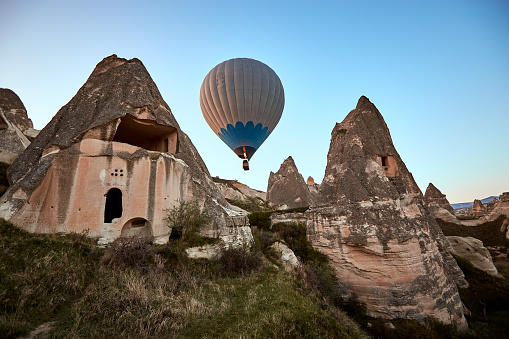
[218, 121, 272, 153]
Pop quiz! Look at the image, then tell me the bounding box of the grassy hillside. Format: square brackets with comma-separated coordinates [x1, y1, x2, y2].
[0, 219, 367, 339]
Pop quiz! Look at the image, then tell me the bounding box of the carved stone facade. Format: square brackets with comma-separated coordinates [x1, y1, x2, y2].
[0, 55, 250, 245]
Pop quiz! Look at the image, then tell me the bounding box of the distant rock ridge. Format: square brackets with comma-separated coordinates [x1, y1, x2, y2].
[304, 96, 467, 329]
[267, 156, 313, 209]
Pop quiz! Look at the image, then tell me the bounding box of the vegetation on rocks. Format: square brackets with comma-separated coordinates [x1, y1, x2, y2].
[0, 218, 367, 339]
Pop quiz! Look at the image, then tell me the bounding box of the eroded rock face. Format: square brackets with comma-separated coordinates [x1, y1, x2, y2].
[472, 199, 486, 217]
[447, 236, 499, 276]
[0, 55, 249, 245]
[0, 89, 33, 133]
[424, 183, 456, 222]
[306, 96, 467, 329]
[213, 177, 266, 201]
[0, 89, 33, 164]
[267, 156, 313, 209]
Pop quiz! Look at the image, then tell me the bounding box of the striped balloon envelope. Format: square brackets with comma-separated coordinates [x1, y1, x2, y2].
[199, 58, 284, 169]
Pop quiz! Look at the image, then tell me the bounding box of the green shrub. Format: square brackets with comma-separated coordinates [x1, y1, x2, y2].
[100, 237, 156, 273]
[227, 196, 273, 212]
[216, 246, 264, 277]
[247, 211, 272, 230]
[165, 200, 206, 241]
[272, 222, 328, 264]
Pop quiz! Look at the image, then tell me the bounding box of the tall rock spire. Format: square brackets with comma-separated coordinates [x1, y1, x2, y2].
[307, 96, 468, 329]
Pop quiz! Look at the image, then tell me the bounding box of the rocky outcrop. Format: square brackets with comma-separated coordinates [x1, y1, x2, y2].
[307, 176, 319, 198]
[213, 177, 266, 201]
[447, 236, 499, 276]
[424, 183, 456, 222]
[0, 89, 34, 133]
[486, 198, 499, 213]
[0, 89, 33, 164]
[472, 199, 486, 217]
[267, 156, 313, 209]
[306, 96, 467, 329]
[0, 55, 250, 245]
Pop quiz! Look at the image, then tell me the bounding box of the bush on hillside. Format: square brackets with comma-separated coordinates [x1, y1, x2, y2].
[165, 200, 206, 241]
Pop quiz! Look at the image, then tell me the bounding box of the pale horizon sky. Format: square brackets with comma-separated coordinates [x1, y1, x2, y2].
[1, 0, 508, 204]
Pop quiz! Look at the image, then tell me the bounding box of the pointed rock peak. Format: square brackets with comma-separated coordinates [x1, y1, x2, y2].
[424, 183, 454, 214]
[281, 156, 296, 168]
[355, 95, 376, 110]
[318, 97, 419, 203]
[425, 183, 442, 198]
[307, 176, 316, 185]
[267, 156, 313, 209]
[0, 88, 33, 132]
[90, 54, 142, 77]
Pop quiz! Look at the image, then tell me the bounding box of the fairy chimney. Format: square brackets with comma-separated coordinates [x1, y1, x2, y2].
[267, 156, 313, 209]
[306, 96, 467, 329]
[472, 199, 486, 217]
[0, 55, 250, 245]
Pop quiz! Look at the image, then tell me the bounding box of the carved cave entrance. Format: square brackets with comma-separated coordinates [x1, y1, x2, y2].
[104, 188, 123, 223]
[121, 218, 153, 238]
[112, 114, 179, 153]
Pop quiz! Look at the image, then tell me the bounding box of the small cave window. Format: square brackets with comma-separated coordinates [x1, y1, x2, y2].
[104, 188, 123, 223]
[112, 114, 179, 153]
[378, 155, 398, 177]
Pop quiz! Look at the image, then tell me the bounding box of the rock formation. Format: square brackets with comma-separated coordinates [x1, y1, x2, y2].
[486, 198, 499, 213]
[0, 89, 34, 164]
[213, 177, 266, 201]
[472, 199, 486, 217]
[306, 96, 467, 329]
[307, 176, 319, 198]
[424, 183, 456, 222]
[447, 236, 499, 276]
[267, 156, 313, 209]
[0, 55, 251, 246]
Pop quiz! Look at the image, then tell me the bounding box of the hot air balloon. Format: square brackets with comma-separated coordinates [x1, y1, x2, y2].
[199, 58, 284, 170]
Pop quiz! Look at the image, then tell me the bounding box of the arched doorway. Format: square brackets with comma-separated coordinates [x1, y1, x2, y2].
[121, 218, 153, 238]
[104, 188, 122, 223]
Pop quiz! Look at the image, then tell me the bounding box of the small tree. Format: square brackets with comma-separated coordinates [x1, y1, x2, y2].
[165, 200, 206, 241]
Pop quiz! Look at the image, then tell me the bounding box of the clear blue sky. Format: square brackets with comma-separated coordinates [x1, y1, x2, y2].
[1, 0, 508, 203]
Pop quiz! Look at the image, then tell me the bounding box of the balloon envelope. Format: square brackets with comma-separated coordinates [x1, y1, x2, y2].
[199, 58, 284, 160]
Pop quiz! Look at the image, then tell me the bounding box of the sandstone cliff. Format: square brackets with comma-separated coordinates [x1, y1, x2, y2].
[306, 96, 467, 328]
[0, 55, 250, 246]
[267, 156, 313, 209]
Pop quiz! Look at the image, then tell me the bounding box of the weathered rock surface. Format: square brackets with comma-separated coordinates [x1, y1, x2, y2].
[424, 183, 457, 222]
[438, 192, 509, 228]
[0, 88, 34, 133]
[307, 176, 319, 198]
[213, 177, 266, 201]
[267, 156, 313, 209]
[270, 241, 300, 271]
[447, 236, 499, 276]
[486, 198, 499, 213]
[0, 55, 250, 245]
[0, 89, 33, 164]
[472, 199, 486, 217]
[306, 96, 467, 329]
